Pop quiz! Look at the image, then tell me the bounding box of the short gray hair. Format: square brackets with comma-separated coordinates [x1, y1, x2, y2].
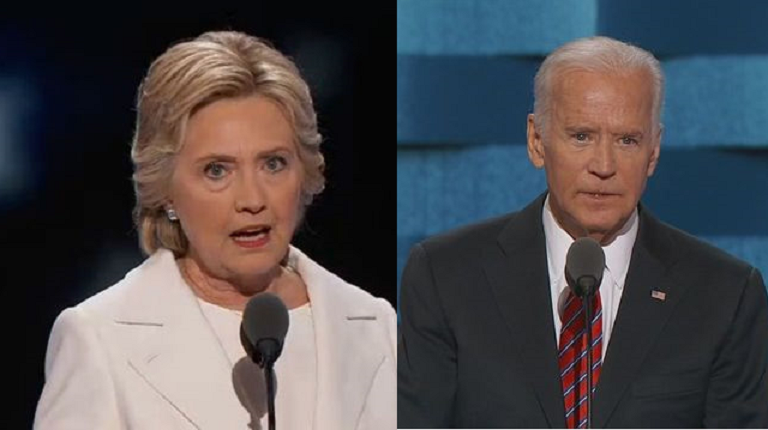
[533, 36, 664, 134]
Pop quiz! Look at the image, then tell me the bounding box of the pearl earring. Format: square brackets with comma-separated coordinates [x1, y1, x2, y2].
[166, 207, 179, 221]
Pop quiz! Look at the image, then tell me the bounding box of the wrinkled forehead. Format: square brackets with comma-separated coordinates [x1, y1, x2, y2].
[552, 68, 655, 99]
[550, 69, 656, 128]
[179, 96, 298, 158]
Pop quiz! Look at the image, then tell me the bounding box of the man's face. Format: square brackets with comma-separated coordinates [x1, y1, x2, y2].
[527, 69, 661, 244]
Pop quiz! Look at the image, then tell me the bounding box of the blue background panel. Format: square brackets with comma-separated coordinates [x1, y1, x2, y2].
[397, 55, 768, 148]
[397, 0, 597, 56]
[598, 0, 768, 56]
[704, 236, 768, 279]
[663, 56, 768, 148]
[398, 144, 545, 238]
[397, 55, 537, 145]
[643, 148, 768, 236]
[399, 146, 768, 238]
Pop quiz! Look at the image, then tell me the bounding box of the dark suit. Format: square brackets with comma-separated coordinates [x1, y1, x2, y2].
[398, 194, 768, 428]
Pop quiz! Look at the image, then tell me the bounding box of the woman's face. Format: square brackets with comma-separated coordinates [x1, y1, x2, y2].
[169, 95, 303, 285]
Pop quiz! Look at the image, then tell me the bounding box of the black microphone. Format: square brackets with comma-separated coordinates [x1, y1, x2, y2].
[564, 237, 605, 429]
[565, 237, 605, 298]
[239, 292, 289, 430]
[240, 292, 289, 367]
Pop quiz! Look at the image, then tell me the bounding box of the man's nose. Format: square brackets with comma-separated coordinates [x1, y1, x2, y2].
[588, 138, 617, 179]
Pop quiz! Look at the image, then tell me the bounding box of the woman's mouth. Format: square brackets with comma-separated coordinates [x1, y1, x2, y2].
[230, 226, 271, 249]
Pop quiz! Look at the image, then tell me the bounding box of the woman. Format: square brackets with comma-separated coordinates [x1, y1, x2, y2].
[34, 31, 395, 429]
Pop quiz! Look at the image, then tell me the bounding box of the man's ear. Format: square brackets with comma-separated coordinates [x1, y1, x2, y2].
[527, 114, 545, 169]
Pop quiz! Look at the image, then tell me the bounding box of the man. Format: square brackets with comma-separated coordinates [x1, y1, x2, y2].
[397, 36, 768, 428]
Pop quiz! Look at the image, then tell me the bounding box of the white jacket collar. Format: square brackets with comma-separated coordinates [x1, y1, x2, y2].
[101, 246, 392, 430]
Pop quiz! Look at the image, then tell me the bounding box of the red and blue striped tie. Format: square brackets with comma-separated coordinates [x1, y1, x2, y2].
[558, 291, 603, 429]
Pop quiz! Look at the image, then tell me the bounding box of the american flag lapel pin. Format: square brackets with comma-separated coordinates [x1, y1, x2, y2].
[651, 289, 666, 301]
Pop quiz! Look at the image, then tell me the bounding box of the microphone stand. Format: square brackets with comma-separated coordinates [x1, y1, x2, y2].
[565, 237, 605, 429]
[239, 293, 289, 430]
[254, 337, 281, 430]
[265, 363, 276, 430]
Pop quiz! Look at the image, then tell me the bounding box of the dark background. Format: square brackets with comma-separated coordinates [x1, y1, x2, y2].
[1, 4, 394, 426]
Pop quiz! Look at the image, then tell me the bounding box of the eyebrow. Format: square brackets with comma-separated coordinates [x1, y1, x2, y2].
[564, 126, 598, 134]
[563, 127, 644, 138]
[194, 146, 294, 163]
[614, 131, 644, 138]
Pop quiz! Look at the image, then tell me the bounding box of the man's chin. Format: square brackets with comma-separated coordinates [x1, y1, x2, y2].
[578, 218, 627, 244]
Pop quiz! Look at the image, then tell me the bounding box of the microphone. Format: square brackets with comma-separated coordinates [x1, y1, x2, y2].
[239, 292, 289, 430]
[564, 237, 605, 429]
[565, 237, 605, 298]
[240, 292, 289, 367]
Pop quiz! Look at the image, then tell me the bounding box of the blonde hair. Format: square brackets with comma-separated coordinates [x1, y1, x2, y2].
[533, 36, 664, 134]
[131, 31, 325, 256]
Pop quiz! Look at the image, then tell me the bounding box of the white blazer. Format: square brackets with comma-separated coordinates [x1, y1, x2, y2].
[34, 247, 396, 429]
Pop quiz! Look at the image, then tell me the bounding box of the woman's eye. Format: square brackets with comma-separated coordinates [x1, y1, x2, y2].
[265, 156, 288, 173]
[203, 162, 228, 179]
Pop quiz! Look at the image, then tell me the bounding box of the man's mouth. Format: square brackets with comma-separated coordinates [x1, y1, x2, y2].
[582, 191, 619, 199]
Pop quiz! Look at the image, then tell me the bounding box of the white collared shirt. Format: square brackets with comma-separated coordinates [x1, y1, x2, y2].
[542, 194, 638, 360]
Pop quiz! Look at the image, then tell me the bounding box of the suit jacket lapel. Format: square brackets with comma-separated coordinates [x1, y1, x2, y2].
[593, 207, 691, 428]
[114, 250, 248, 429]
[292, 247, 393, 430]
[482, 194, 567, 428]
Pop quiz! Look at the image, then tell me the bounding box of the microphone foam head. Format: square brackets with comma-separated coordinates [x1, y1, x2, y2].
[240, 292, 289, 365]
[565, 237, 606, 297]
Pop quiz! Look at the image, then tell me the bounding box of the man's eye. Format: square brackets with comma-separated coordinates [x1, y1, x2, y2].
[621, 136, 639, 145]
[574, 133, 588, 141]
[265, 156, 287, 173]
[204, 162, 228, 179]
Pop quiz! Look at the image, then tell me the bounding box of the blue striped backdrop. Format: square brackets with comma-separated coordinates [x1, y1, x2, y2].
[397, 0, 768, 307]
